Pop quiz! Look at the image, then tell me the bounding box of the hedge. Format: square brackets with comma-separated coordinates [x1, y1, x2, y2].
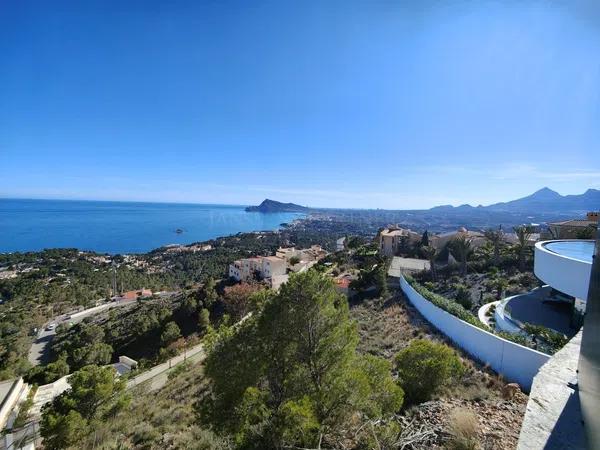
[402, 274, 552, 353]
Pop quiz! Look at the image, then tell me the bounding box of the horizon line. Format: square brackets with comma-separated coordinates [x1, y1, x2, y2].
[0, 196, 427, 212]
[1, 185, 596, 212]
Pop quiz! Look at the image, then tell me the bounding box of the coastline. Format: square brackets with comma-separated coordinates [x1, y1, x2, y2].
[0, 199, 309, 255]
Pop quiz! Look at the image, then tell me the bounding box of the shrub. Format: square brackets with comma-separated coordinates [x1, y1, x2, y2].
[132, 421, 161, 446]
[454, 285, 473, 310]
[447, 407, 479, 450]
[496, 330, 528, 346]
[161, 321, 182, 346]
[423, 281, 436, 291]
[523, 323, 568, 352]
[482, 294, 496, 304]
[395, 339, 464, 405]
[517, 272, 538, 289]
[169, 425, 231, 450]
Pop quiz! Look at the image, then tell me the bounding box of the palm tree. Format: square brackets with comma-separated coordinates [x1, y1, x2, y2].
[513, 225, 533, 272]
[449, 235, 473, 276]
[422, 245, 438, 281]
[484, 228, 504, 267]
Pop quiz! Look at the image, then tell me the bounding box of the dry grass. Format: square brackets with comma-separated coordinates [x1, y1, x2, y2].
[351, 291, 437, 360]
[74, 362, 230, 450]
[447, 407, 479, 450]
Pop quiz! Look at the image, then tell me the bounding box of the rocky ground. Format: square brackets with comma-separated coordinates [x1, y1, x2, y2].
[405, 394, 528, 449]
[350, 289, 528, 450]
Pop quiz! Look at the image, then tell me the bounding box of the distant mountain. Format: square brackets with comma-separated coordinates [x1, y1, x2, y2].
[245, 199, 309, 213]
[430, 203, 477, 212]
[430, 188, 600, 214]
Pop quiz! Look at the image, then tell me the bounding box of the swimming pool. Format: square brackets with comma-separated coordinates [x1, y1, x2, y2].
[544, 241, 594, 264]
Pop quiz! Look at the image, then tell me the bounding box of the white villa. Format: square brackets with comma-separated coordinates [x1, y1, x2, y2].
[378, 227, 421, 256]
[228, 246, 327, 289]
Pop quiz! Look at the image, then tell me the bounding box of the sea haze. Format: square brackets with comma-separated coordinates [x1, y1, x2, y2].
[0, 199, 305, 254]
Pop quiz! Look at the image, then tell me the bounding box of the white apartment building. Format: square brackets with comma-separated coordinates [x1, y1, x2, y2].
[261, 256, 287, 278]
[228, 246, 328, 287]
[228, 257, 263, 282]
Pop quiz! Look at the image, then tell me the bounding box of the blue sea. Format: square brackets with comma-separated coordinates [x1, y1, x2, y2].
[0, 199, 305, 254]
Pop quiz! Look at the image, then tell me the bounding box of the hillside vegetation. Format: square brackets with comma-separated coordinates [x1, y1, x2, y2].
[66, 271, 527, 450]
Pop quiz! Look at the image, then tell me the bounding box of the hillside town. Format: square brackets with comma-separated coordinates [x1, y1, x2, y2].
[0, 207, 597, 450]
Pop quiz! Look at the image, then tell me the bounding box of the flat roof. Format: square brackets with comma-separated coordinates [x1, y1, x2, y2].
[549, 220, 596, 227]
[263, 256, 284, 262]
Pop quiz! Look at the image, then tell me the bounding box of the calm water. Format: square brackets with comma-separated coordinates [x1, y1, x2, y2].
[544, 241, 594, 264]
[0, 199, 305, 254]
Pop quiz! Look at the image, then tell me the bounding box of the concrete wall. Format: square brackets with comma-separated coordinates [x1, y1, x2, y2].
[119, 356, 138, 368]
[534, 241, 592, 300]
[400, 276, 550, 391]
[68, 302, 113, 320]
[0, 378, 24, 430]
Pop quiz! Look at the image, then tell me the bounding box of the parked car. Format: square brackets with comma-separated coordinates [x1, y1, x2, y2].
[46, 323, 57, 331]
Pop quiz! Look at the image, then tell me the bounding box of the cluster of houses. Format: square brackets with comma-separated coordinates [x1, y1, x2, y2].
[544, 211, 598, 239]
[378, 226, 488, 257]
[228, 245, 328, 290]
[378, 211, 599, 259]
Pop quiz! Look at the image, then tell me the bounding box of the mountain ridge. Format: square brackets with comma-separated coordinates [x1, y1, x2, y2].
[432, 187, 599, 214]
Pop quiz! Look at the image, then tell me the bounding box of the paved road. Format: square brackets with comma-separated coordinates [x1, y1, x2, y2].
[27, 291, 180, 366]
[127, 343, 206, 391]
[27, 298, 138, 366]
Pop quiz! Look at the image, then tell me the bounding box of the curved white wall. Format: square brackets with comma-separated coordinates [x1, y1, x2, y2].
[534, 241, 592, 300]
[400, 276, 550, 391]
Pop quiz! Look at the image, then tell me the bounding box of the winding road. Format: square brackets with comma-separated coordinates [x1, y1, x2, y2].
[27, 291, 177, 366]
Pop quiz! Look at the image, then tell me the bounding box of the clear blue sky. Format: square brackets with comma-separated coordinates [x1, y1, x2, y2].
[1, 0, 599, 209]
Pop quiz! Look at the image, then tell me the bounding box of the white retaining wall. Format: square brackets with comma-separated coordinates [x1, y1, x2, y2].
[400, 275, 550, 391]
[68, 302, 114, 320]
[0, 378, 24, 430]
